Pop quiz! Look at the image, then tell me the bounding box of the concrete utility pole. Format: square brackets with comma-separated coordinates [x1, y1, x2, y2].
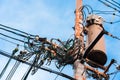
[74, 0, 86, 80]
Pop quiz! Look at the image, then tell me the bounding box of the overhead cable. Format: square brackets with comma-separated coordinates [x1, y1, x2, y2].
[98, 0, 120, 12]
[0, 27, 31, 39]
[105, 0, 120, 9]
[0, 33, 27, 43]
[0, 50, 76, 80]
[111, 0, 120, 6]
[0, 24, 35, 37]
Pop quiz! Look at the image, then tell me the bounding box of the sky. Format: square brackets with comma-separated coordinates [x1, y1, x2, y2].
[0, 0, 120, 80]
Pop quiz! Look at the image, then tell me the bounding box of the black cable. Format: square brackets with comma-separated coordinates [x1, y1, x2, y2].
[98, 0, 120, 13]
[0, 24, 35, 37]
[83, 5, 93, 14]
[104, 20, 120, 24]
[112, 71, 118, 80]
[105, 0, 120, 9]
[53, 66, 65, 80]
[104, 30, 120, 40]
[0, 37, 23, 46]
[93, 10, 116, 12]
[0, 50, 76, 80]
[21, 56, 36, 80]
[95, 12, 120, 17]
[5, 61, 20, 80]
[0, 33, 28, 43]
[0, 27, 31, 39]
[112, 0, 120, 6]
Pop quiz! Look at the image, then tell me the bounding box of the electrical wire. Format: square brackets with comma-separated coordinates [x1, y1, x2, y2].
[0, 24, 35, 37]
[104, 20, 120, 24]
[5, 61, 20, 80]
[104, 30, 120, 40]
[0, 33, 28, 43]
[82, 5, 93, 14]
[0, 27, 31, 39]
[111, 0, 120, 6]
[105, 0, 120, 9]
[93, 10, 117, 12]
[0, 49, 76, 80]
[0, 36, 23, 46]
[98, 0, 120, 12]
[53, 66, 65, 80]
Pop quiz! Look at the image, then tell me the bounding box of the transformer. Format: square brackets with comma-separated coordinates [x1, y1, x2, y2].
[86, 14, 107, 67]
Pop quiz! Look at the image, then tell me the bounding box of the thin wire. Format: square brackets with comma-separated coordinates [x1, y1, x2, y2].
[0, 49, 76, 80]
[0, 27, 30, 38]
[111, 0, 120, 6]
[105, 0, 120, 9]
[98, 0, 120, 12]
[112, 71, 118, 80]
[95, 12, 120, 17]
[104, 20, 120, 24]
[0, 36, 23, 46]
[0, 24, 35, 37]
[0, 32, 28, 43]
[104, 30, 120, 40]
[83, 5, 94, 14]
[5, 61, 20, 80]
[93, 10, 117, 12]
[53, 66, 65, 80]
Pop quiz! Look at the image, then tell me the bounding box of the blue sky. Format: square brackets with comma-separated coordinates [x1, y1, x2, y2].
[0, 0, 120, 80]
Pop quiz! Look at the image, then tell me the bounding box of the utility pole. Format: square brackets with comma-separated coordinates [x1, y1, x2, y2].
[74, 0, 86, 80]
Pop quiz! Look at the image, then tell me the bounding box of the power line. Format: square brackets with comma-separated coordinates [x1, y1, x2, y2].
[105, 0, 120, 9]
[0, 33, 27, 43]
[0, 27, 31, 39]
[111, 0, 120, 6]
[0, 36, 23, 46]
[0, 24, 35, 37]
[98, 0, 120, 13]
[0, 50, 76, 80]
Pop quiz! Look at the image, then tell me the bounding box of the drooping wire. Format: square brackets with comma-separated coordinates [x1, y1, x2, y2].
[82, 5, 94, 14]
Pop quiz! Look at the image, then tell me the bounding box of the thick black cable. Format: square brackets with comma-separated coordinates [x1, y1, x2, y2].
[111, 0, 120, 6]
[53, 66, 65, 80]
[0, 27, 31, 38]
[0, 37, 23, 46]
[105, 0, 120, 9]
[5, 61, 20, 80]
[98, 0, 120, 12]
[83, 5, 93, 14]
[0, 24, 35, 37]
[0, 33, 28, 43]
[21, 56, 36, 80]
[0, 50, 76, 80]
